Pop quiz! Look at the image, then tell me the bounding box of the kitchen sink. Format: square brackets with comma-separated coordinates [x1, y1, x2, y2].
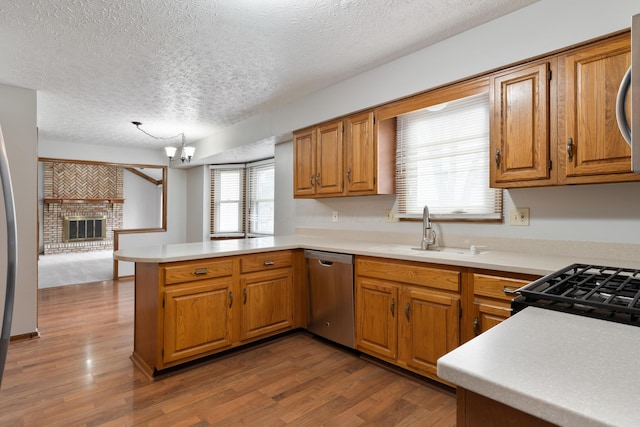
[365, 244, 486, 256]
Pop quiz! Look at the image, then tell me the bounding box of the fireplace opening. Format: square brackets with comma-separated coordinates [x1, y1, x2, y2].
[63, 216, 107, 243]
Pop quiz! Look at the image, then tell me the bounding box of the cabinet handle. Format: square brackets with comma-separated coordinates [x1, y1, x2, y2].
[503, 286, 520, 295]
[193, 268, 209, 275]
[243, 288, 247, 304]
[309, 175, 315, 187]
[404, 302, 410, 320]
[390, 298, 395, 317]
[346, 168, 351, 183]
[567, 137, 574, 162]
[494, 148, 501, 168]
[263, 260, 275, 266]
[473, 316, 479, 336]
[316, 173, 321, 186]
[229, 291, 233, 308]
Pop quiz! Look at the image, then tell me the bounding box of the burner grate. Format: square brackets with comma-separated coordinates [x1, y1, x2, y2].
[518, 264, 640, 318]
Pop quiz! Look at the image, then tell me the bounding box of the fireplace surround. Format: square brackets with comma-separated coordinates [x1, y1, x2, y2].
[42, 161, 124, 255]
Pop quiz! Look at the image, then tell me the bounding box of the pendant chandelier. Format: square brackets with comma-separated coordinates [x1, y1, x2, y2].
[131, 121, 195, 163]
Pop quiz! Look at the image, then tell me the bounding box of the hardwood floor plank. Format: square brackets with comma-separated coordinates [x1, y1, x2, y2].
[0, 279, 455, 426]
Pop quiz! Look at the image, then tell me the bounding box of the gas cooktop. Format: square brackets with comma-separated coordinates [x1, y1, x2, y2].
[512, 263, 640, 326]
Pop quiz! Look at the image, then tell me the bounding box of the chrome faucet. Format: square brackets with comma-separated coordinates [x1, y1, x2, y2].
[420, 205, 436, 250]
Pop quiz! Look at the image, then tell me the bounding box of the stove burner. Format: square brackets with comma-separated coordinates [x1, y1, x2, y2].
[512, 264, 640, 326]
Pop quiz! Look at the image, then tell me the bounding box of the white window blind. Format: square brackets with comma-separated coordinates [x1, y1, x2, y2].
[396, 92, 502, 220]
[212, 167, 244, 237]
[210, 159, 274, 238]
[246, 159, 274, 236]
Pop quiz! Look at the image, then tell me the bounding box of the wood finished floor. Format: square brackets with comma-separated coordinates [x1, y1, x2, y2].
[0, 279, 456, 426]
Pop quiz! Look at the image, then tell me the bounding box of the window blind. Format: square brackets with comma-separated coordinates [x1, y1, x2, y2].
[396, 92, 502, 219]
[211, 166, 245, 237]
[246, 159, 274, 236]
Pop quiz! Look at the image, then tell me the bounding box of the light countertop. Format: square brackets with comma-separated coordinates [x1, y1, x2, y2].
[437, 307, 640, 427]
[113, 235, 640, 276]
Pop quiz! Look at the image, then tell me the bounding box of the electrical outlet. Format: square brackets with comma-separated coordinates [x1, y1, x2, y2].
[332, 211, 339, 222]
[509, 208, 530, 226]
[384, 209, 398, 223]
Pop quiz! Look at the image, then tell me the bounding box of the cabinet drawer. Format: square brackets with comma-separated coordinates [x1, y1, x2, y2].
[163, 259, 234, 285]
[241, 251, 293, 274]
[356, 257, 460, 292]
[473, 274, 529, 301]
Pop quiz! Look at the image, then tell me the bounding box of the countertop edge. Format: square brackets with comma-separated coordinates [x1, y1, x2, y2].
[113, 236, 640, 276]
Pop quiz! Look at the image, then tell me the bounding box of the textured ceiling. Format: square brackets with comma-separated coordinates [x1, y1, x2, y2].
[0, 0, 537, 162]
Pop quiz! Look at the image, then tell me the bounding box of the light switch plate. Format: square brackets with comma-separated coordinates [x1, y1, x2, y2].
[332, 211, 339, 222]
[509, 208, 530, 226]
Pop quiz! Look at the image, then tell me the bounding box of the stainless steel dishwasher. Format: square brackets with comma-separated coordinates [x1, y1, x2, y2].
[305, 250, 355, 348]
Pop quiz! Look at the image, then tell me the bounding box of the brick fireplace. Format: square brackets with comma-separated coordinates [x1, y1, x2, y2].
[42, 161, 124, 255]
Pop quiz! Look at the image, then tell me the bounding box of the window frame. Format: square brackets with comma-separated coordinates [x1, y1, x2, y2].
[209, 159, 275, 239]
[389, 78, 502, 222]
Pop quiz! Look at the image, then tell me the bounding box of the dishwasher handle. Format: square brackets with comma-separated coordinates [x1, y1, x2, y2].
[318, 260, 334, 267]
[304, 250, 353, 265]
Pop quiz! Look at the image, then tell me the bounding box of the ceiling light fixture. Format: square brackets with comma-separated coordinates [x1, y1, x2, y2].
[131, 121, 195, 163]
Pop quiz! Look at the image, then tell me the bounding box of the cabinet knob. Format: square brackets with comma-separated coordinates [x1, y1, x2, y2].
[243, 287, 247, 304]
[390, 298, 395, 317]
[193, 268, 208, 276]
[567, 137, 574, 162]
[404, 302, 410, 320]
[473, 316, 479, 336]
[309, 175, 315, 187]
[494, 148, 501, 168]
[229, 291, 233, 308]
[316, 173, 321, 186]
[263, 260, 275, 266]
[346, 168, 351, 183]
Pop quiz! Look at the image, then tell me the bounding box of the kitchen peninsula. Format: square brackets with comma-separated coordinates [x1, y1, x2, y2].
[115, 233, 640, 425]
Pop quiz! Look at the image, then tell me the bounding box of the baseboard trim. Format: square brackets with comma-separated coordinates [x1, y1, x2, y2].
[10, 330, 40, 341]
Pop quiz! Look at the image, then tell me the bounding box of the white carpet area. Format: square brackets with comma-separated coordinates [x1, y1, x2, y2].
[38, 250, 114, 288]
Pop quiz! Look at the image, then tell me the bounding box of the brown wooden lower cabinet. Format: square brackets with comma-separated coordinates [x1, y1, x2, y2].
[355, 256, 461, 382]
[131, 250, 304, 377]
[240, 268, 294, 341]
[457, 388, 558, 427]
[162, 277, 233, 364]
[132, 248, 539, 390]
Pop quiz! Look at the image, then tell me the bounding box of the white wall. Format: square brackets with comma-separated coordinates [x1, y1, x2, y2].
[195, 0, 640, 247]
[123, 169, 162, 229]
[186, 165, 209, 243]
[0, 83, 37, 336]
[274, 141, 295, 236]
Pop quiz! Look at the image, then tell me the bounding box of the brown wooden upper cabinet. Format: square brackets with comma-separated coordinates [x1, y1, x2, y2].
[558, 32, 639, 184]
[293, 120, 344, 197]
[490, 60, 555, 187]
[490, 31, 638, 188]
[293, 111, 395, 198]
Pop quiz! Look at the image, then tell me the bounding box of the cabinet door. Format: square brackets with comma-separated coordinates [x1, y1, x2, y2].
[316, 120, 344, 196]
[399, 287, 459, 377]
[293, 129, 316, 197]
[345, 111, 376, 194]
[240, 268, 293, 341]
[355, 277, 398, 360]
[560, 34, 637, 182]
[490, 61, 552, 186]
[163, 279, 233, 364]
[473, 302, 511, 336]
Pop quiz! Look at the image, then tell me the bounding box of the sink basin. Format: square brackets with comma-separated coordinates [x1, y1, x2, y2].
[364, 244, 486, 256]
[411, 247, 476, 255]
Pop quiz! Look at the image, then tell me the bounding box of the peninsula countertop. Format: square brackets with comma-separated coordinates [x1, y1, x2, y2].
[437, 307, 640, 427]
[113, 235, 640, 277]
